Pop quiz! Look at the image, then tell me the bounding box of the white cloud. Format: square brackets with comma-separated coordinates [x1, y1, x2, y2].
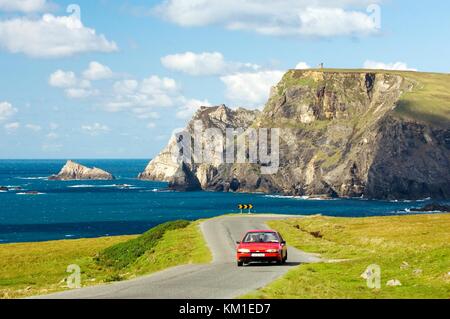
[46, 132, 58, 139]
[0, 0, 48, 13]
[162, 51, 225, 76]
[49, 70, 78, 88]
[49, 68, 97, 99]
[155, 0, 381, 37]
[146, 122, 156, 129]
[83, 61, 113, 81]
[133, 110, 160, 120]
[106, 75, 181, 114]
[297, 7, 377, 37]
[0, 13, 118, 58]
[49, 122, 59, 130]
[48, 64, 211, 122]
[25, 124, 42, 131]
[65, 88, 98, 99]
[113, 79, 139, 95]
[0, 101, 17, 121]
[4, 122, 20, 132]
[161, 51, 259, 76]
[220, 70, 284, 108]
[176, 98, 211, 119]
[363, 60, 417, 71]
[81, 123, 110, 136]
[295, 62, 310, 69]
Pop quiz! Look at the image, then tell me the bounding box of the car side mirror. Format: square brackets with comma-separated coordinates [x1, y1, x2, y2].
[236, 241, 241, 244]
[281, 241, 286, 246]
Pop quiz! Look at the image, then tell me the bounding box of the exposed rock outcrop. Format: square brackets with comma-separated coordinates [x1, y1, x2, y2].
[138, 105, 260, 191]
[49, 160, 114, 181]
[139, 70, 450, 200]
[411, 203, 450, 212]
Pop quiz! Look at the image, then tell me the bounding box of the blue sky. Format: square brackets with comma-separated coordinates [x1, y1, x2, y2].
[0, 0, 449, 159]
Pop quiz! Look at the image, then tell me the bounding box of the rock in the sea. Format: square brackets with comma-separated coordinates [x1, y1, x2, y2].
[139, 70, 450, 200]
[49, 160, 114, 181]
[0, 186, 8, 191]
[410, 203, 450, 212]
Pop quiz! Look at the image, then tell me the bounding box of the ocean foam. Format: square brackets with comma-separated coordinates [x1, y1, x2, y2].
[17, 192, 45, 195]
[264, 195, 334, 201]
[15, 177, 48, 180]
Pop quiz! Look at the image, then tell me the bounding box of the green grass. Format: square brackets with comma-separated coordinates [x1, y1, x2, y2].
[394, 72, 450, 127]
[242, 214, 450, 299]
[96, 220, 190, 269]
[0, 220, 211, 299]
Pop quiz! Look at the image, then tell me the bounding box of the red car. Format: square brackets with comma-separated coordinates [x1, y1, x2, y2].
[236, 230, 288, 266]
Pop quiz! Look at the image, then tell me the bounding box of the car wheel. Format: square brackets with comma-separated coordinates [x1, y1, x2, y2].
[283, 252, 288, 264]
[237, 261, 244, 267]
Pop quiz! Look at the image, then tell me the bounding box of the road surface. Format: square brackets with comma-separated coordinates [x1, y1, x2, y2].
[35, 215, 321, 299]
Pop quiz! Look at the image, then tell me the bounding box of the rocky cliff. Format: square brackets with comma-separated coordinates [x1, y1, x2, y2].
[138, 105, 259, 190]
[139, 70, 450, 200]
[49, 160, 114, 181]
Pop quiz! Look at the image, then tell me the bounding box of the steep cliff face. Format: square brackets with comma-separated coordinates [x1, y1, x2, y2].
[138, 105, 260, 190]
[139, 70, 450, 200]
[49, 160, 114, 180]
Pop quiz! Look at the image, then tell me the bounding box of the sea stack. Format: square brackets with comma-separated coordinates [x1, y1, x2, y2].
[49, 160, 114, 181]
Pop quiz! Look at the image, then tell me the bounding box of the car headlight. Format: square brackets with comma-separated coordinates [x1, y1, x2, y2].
[265, 249, 278, 253]
[238, 248, 250, 253]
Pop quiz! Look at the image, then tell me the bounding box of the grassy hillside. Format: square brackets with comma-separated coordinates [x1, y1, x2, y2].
[243, 214, 450, 299]
[276, 69, 450, 127]
[0, 221, 211, 299]
[394, 71, 450, 127]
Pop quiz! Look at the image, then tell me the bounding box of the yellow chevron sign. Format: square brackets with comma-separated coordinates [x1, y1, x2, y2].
[238, 204, 254, 210]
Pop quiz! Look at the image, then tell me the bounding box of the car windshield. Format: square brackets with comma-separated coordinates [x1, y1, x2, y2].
[242, 232, 279, 243]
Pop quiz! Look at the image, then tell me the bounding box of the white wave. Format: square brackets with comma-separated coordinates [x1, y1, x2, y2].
[265, 195, 299, 199]
[143, 188, 173, 193]
[392, 208, 446, 215]
[64, 234, 75, 238]
[68, 185, 96, 188]
[15, 177, 48, 180]
[264, 194, 335, 201]
[0, 190, 7, 193]
[68, 184, 137, 189]
[390, 197, 433, 203]
[17, 192, 46, 195]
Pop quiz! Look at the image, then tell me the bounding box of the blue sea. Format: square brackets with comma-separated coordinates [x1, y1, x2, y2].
[0, 159, 448, 244]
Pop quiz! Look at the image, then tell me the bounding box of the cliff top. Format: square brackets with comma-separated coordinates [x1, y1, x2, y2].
[278, 69, 450, 127]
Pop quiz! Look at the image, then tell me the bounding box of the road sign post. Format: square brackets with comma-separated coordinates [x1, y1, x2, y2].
[238, 204, 253, 214]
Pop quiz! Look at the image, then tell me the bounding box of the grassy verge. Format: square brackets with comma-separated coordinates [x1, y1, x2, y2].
[0, 221, 211, 299]
[243, 214, 450, 299]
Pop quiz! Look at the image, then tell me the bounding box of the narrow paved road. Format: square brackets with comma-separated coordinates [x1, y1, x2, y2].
[35, 215, 321, 299]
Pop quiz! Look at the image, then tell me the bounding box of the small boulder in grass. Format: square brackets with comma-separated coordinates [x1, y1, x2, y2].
[400, 261, 409, 270]
[413, 269, 423, 276]
[386, 279, 402, 287]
